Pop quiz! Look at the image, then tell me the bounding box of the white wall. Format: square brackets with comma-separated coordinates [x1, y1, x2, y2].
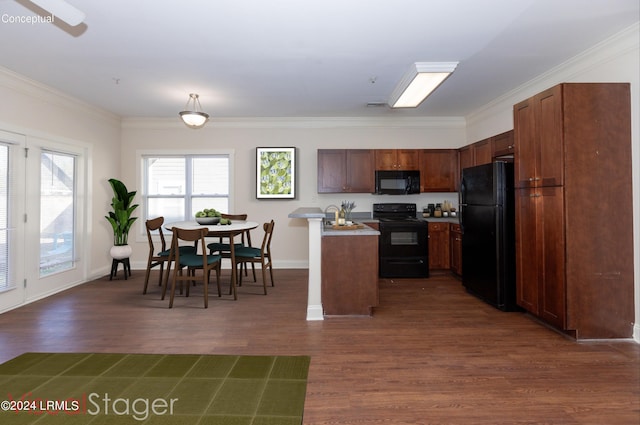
[465, 23, 640, 341]
[120, 118, 466, 270]
[0, 67, 122, 280]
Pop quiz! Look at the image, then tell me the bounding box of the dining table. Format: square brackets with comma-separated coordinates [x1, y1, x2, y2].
[163, 220, 259, 300]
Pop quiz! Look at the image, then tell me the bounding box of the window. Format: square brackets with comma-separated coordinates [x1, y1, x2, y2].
[39, 151, 76, 277]
[0, 144, 9, 289]
[142, 154, 230, 224]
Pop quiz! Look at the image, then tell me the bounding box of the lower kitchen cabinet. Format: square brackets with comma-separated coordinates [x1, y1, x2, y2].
[515, 186, 566, 329]
[428, 222, 450, 270]
[449, 223, 462, 276]
[321, 233, 379, 315]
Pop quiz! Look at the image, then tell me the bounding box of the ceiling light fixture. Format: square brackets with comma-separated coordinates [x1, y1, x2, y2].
[30, 0, 86, 26]
[179, 93, 209, 129]
[388, 62, 458, 108]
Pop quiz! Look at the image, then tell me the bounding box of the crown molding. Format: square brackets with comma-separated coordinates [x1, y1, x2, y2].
[466, 22, 639, 128]
[121, 115, 466, 130]
[0, 65, 121, 126]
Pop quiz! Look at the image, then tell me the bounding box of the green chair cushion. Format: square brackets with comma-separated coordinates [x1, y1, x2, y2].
[158, 246, 196, 257]
[234, 246, 261, 258]
[207, 242, 244, 252]
[178, 253, 221, 268]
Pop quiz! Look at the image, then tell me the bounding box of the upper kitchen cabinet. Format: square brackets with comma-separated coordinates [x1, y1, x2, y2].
[458, 145, 474, 172]
[513, 83, 634, 339]
[491, 130, 515, 158]
[317, 149, 375, 193]
[375, 149, 419, 170]
[419, 149, 459, 192]
[473, 138, 492, 165]
[513, 85, 564, 188]
[458, 138, 492, 172]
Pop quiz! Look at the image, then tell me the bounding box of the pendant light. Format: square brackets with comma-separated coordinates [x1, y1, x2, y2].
[179, 93, 209, 129]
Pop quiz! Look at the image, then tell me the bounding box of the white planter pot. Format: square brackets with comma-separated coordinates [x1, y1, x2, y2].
[110, 245, 132, 260]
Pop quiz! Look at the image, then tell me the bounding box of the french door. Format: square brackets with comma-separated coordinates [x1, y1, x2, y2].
[0, 131, 87, 312]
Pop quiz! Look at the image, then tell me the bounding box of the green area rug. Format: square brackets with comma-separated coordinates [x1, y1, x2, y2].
[0, 352, 310, 424]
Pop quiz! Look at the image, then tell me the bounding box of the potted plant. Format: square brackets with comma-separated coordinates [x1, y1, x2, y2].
[105, 178, 138, 259]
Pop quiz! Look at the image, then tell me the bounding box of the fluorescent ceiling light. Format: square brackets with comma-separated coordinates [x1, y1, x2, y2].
[388, 62, 458, 108]
[30, 0, 86, 26]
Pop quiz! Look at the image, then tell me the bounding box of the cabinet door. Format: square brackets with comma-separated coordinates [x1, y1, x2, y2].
[374, 150, 397, 170]
[536, 86, 564, 187]
[419, 149, 459, 192]
[473, 139, 492, 165]
[514, 98, 537, 188]
[449, 224, 462, 276]
[492, 130, 514, 158]
[515, 186, 566, 328]
[515, 188, 540, 313]
[375, 149, 418, 170]
[538, 186, 565, 329]
[428, 222, 450, 270]
[317, 149, 346, 193]
[458, 145, 474, 173]
[346, 150, 375, 193]
[397, 149, 419, 170]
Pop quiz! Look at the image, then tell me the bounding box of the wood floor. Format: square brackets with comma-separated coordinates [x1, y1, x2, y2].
[0, 269, 638, 424]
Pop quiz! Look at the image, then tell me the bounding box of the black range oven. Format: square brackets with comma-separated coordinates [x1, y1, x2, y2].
[373, 203, 429, 278]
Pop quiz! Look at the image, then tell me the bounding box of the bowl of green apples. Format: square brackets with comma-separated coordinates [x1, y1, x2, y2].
[195, 208, 221, 225]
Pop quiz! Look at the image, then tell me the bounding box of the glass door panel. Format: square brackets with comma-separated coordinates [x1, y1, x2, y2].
[39, 151, 76, 277]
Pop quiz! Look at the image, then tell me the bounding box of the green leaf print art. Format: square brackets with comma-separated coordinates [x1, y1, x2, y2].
[256, 147, 296, 199]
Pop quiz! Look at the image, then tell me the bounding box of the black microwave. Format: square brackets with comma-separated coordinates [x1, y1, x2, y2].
[375, 170, 421, 195]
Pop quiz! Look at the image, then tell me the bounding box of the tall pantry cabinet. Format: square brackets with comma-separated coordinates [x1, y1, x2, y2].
[513, 83, 634, 339]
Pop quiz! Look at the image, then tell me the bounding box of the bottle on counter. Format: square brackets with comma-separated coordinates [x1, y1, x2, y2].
[338, 207, 346, 226]
[434, 204, 442, 217]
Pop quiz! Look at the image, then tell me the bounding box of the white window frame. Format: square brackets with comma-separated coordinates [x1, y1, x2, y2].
[135, 149, 235, 243]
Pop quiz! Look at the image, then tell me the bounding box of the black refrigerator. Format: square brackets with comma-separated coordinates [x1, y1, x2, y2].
[459, 161, 517, 311]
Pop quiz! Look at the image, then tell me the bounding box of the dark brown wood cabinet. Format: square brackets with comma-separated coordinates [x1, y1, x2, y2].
[513, 83, 634, 339]
[375, 149, 419, 170]
[514, 86, 564, 188]
[428, 222, 450, 270]
[515, 186, 566, 329]
[458, 138, 492, 172]
[321, 234, 379, 315]
[491, 130, 515, 158]
[458, 145, 474, 172]
[473, 138, 492, 165]
[317, 149, 375, 193]
[449, 223, 462, 276]
[419, 149, 459, 192]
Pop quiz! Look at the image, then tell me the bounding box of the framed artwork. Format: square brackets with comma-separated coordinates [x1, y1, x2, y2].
[256, 147, 296, 199]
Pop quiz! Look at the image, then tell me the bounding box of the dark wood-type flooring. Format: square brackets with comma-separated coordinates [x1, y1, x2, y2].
[0, 269, 638, 424]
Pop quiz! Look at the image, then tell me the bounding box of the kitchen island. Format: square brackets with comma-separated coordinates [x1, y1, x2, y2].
[288, 207, 380, 319]
[322, 223, 380, 316]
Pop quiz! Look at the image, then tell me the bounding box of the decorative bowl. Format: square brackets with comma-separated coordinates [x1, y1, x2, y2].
[195, 216, 220, 225]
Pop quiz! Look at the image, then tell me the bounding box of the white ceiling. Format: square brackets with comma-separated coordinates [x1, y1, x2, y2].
[1, 0, 638, 119]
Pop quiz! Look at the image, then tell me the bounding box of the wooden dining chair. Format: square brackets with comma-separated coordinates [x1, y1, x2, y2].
[234, 220, 275, 295]
[144, 217, 196, 295]
[207, 213, 255, 276]
[164, 227, 222, 308]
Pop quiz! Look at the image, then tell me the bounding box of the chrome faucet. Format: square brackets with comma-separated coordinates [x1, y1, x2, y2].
[324, 204, 340, 225]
